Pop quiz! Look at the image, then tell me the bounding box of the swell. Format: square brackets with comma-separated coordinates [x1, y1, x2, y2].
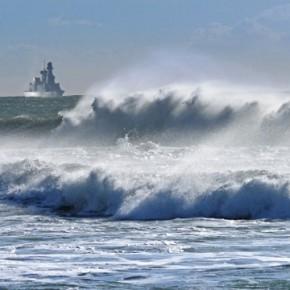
[0, 95, 80, 135]
[1, 159, 290, 220]
[0, 115, 62, 134]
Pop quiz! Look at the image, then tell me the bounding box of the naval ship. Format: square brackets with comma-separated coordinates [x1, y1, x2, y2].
[24, 62, 64, 97]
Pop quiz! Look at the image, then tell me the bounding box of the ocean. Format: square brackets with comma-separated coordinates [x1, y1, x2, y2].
[1, 88, 290, 289]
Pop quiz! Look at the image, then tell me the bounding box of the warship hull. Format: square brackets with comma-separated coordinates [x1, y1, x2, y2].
[24, 91, 63, 97]
[24, 61, 64, 97]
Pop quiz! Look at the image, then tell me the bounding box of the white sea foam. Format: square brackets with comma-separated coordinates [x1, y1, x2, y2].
[54, 82, 290, 146]
[1, 80, 290, 220]
[1, 145, 290, 220]
[2, 82, 290, 289]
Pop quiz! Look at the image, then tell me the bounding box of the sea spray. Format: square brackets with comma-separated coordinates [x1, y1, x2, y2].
[55, 83, 290, 146]
[1, 146, 290, 220]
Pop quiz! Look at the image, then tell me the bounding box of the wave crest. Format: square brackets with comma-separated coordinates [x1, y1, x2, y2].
[1, 160, 290, 220]
[56, 86, 263, 145]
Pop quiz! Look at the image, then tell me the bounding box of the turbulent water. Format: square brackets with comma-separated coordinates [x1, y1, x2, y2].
[1, 87, 290, 289]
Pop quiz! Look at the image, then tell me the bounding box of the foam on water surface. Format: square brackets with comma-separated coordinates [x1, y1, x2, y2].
[1, 84, 290, 288]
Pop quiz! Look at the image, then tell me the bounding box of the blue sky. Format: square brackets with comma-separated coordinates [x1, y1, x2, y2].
[1, 0, 290, 95]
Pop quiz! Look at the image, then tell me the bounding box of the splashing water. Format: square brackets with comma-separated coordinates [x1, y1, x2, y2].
[1, 80, 290, 288]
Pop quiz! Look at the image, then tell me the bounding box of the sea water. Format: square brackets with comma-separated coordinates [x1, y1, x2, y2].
[0, 89, 290, 289]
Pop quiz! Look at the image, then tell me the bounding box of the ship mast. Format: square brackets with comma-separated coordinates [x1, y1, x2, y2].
[24, 61, 65, 97]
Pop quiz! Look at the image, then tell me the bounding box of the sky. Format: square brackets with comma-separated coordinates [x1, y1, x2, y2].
[1, 0, 290, 95]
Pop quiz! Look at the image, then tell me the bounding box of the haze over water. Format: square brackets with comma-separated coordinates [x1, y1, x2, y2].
[0, 82, 289, 288]
[2, 0, 290, 288]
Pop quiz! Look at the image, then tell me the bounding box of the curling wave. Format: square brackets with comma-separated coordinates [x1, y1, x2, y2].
[1, 159, 290, 220]
[56, 84, 290, 145]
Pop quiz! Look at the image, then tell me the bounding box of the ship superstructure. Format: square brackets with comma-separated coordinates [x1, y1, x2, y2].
[24, 62, 64, 97]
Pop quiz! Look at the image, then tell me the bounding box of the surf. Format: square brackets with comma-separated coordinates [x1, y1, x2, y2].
[1, 145, 290, 220]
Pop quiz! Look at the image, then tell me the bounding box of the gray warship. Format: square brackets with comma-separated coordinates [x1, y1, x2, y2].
[24, 62, 64, 97]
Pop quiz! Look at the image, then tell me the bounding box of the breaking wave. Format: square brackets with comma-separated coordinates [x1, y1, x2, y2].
[1, 85, 290, 146]
[55, 84, 290, 145]
[1, 159, 290, 220]
[2, 84, 290, 221]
